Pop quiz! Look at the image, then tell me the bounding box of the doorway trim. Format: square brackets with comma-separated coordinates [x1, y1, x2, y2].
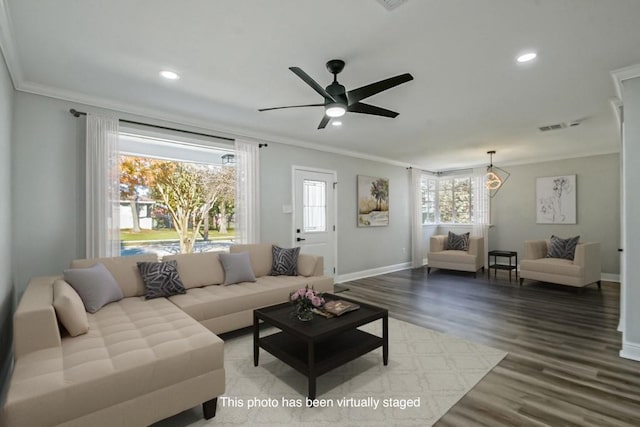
[291, 165, 338, 278]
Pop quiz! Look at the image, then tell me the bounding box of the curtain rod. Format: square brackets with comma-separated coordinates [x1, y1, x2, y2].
[406, 166, 437, 174]
[69, 108, 237, 143]
[436, 168, 474, 176]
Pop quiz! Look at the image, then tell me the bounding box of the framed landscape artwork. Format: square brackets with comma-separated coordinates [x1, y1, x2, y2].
[536, 174, 577, 224]
[357, 175, 389, 227]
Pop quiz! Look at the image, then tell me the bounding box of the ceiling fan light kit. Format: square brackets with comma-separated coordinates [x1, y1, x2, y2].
[326, 103, 346, 117]
[259, 59, 413, 129]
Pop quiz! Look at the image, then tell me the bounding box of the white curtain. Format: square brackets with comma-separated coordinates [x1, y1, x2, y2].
[472, 169, 490, 268]
[235, 140, 260, 243]
[410, 168, 424, 268]
[86, 114, 120, 258]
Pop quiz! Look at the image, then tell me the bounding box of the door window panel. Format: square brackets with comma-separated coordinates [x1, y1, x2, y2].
[303, 180, 326, 232]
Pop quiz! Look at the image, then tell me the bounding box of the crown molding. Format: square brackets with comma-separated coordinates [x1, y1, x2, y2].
[611, 64, 640, 101]
[0, 0, 22, 87]
[610, 97, 623, 129]
[17, 79, 622, 172]
[18, 80, 412, 169]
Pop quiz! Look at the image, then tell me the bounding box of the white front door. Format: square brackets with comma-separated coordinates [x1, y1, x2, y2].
[293, 167, 336, 277]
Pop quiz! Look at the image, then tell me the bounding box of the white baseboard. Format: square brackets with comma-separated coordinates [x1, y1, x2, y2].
[620, 341, 640, 361]
[335, 265, 620, 285]
[336, 262, 412, 284]
[601, 273, 620, 283]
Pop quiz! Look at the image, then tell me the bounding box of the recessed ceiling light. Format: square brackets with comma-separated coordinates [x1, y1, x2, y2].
[160, 70, 180, 80]
[516, 52, 537, 63]
[332, 121, 342, 127]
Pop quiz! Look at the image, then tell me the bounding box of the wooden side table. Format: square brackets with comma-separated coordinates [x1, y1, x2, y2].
[488, 250, 518, 282]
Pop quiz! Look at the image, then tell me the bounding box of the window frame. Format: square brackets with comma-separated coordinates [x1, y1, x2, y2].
[420, 174, 438, 225]
[420, 172, 478, 226]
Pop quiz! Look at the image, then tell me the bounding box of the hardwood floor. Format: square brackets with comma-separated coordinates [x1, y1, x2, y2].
[340, 268, 640, 426]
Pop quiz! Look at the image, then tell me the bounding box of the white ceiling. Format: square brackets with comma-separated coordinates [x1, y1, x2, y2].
[2, 0, 640, 170]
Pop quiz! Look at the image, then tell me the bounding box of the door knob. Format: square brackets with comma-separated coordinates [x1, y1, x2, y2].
[297, 237, 306, 242]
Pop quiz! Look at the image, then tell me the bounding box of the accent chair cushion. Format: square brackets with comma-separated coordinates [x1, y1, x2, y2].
[137, 260, 187, 299]
[52, 279, 89, 336]
[546, 235, 580, 260]
[446, 231, 470, 251]
[219, 252, 257, 285]
[63, 262, 124, 313]
[271, 246, 300, 276]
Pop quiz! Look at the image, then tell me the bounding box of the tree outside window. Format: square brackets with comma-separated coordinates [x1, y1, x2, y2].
[119, 156, 235, 255]
[435, 176, 474, 224]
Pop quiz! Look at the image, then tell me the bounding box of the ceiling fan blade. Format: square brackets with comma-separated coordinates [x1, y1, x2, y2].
[258, 103, 324, 112]
[317, 115, 330, 129]
[347, 102, 399, 118]
[347, 73, 414, 105]
[289, 67, 336, 102]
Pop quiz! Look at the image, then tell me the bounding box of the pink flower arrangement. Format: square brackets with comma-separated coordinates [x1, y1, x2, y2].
[290, 285, 325, 313]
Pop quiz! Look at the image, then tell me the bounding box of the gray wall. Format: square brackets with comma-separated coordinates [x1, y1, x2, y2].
[490, 153, 620, 275]
[10, 92, 412, 295]
[260, 143, 411, 276]
[12, 93, 86, 298]
[0, 51, 15, 400]
[621, 76, 640, 355]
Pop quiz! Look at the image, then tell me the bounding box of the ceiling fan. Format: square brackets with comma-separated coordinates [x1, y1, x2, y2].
[259, 59, 414, 129]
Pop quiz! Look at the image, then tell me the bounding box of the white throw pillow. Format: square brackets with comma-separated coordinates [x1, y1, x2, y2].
[52, 279, 89, 336]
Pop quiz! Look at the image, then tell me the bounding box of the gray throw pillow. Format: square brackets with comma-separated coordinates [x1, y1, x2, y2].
[137, 260, 186, 299]
[63, 262, 124, 313]
[546, 235, 580, 260]
[446, 231, 470, 251]
[219, 252, 257, 285]
[271, 245, 300, 276]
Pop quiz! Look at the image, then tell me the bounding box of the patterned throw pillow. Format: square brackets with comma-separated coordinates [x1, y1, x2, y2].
[137, 260, 186, 299]
[546, 235, 580, 260]
[271, 246, 301, 276]
[445, 231, 470, 251]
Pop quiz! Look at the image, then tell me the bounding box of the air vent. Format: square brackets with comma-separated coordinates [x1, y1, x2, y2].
[376, 0, 408, 11]
[539, 123, 567, 132]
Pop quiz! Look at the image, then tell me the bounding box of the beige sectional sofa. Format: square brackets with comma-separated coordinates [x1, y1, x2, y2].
[2, 243, 333, 427]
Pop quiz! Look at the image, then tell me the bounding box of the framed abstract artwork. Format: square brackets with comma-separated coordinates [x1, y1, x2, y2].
[357, 175, 389, 227]
[536, 175, 576, 224]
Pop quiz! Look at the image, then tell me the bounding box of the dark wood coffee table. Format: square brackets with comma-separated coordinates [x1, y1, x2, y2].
[253, 293, 388, 400]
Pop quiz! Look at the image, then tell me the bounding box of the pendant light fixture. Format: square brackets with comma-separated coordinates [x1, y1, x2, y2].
[486, 150, 510, 198]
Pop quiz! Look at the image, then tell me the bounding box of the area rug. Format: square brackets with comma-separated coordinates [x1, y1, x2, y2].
[155, 318, 506, 427]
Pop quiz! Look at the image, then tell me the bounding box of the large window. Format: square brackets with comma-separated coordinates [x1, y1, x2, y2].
[420, 174, 476, 225]
[118, 127, 236, 256]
